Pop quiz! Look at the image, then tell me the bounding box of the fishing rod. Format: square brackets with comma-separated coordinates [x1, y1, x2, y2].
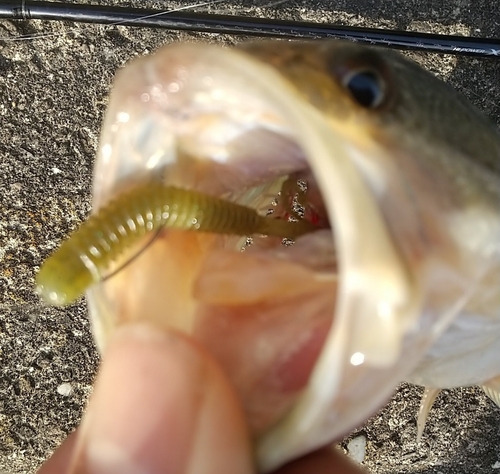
[0, 0, 499, 57]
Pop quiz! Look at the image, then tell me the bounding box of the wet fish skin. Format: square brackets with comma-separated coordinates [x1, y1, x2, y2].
[238, 40, 500, 427]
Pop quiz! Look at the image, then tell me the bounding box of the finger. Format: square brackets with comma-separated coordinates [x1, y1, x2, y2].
[66, 323, 254, 474]
[273, 447, 367, 474]
[37, 431, 79, 474]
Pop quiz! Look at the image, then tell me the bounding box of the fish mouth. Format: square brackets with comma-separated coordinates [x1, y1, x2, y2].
[87, 42, 417, 471]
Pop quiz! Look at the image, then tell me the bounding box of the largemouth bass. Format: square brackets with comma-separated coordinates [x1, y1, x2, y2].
[37, 40, 500, 471]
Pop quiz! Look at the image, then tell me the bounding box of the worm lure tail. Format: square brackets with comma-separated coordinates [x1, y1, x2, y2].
[36, 183, 317, 306]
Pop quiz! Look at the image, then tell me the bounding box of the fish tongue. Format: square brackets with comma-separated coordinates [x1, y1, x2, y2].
[193, 247, 335, 305]
[96, 226, 336, 436]
[193, 247, 335, 434]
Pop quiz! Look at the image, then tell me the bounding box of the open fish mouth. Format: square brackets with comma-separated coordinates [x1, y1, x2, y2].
[38, 40, 500, 472]
[82, 42, 421, 470]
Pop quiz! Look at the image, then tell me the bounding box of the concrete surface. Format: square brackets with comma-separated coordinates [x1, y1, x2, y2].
[0, 1, 499, 472]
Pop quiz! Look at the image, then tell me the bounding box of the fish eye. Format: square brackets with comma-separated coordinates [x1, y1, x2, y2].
[342, 69, 385, 108]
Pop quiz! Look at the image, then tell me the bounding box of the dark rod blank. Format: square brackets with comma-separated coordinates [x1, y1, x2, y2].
[0, 0, 499, 57]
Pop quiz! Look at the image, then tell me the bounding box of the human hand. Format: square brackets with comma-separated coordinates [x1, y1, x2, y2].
[38, 323, 365, 474]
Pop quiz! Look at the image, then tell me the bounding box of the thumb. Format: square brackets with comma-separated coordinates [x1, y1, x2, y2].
[42, 323, 254, 474]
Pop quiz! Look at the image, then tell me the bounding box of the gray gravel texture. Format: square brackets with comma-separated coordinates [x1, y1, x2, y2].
[0, 1, 499, 473]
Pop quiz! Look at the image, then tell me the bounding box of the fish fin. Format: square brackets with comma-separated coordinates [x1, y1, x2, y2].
[482, 375, 500, 408]
[417, 387, 441, 443]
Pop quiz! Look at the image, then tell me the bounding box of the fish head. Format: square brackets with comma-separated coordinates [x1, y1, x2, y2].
[86, 40, 500, 471]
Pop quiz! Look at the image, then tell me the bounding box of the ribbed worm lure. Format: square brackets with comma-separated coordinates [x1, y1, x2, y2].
[36, 183, 316, 307]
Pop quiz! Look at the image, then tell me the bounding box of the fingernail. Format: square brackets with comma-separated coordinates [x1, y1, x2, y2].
[70, 323, 207, 474]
